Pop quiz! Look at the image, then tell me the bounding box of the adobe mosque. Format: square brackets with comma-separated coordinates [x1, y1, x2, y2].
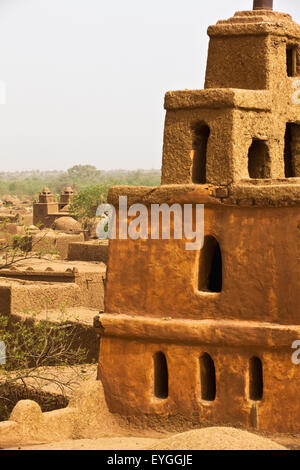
[97, 0, 300, 433]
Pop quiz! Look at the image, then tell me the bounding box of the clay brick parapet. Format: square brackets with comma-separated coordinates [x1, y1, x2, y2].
[107, 183, 300, 208]
[164, 89, 272, 112]
[8, 282, 80, 315]
[97, 314, 300, 350]
[0, 262, 106, 314]
[225, 181, 300, 207]
[208, 11, 300, 38]
[68, 241, 109, 264]
[0, 268, 77, 283]
[107, 184, 221, 207]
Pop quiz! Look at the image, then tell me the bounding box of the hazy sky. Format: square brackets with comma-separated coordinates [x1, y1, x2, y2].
[0, 0, 298, 172]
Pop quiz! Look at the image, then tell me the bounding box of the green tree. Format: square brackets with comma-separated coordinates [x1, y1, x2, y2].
[69, 184, 109, 230]
[67, 165, 101, 183]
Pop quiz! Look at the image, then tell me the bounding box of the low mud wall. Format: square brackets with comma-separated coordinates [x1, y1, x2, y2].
[68, 241, 109, 264]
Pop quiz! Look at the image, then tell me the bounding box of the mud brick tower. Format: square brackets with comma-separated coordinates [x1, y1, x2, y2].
[59, 186, 75, 210]
[33, 187, 59, 226]
[33, 186, 75, 227]
[98, 1, 300, 433]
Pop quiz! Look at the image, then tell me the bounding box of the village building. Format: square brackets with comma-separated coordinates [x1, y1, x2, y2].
[3, 0, 300, 448]
[33, 186, 76, 228]
[97, 0, 300, 434]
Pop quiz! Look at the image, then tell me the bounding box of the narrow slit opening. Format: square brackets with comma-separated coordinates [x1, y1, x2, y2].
[153, 352, 168, 399]
[284, 123, 300, 178]
[249, 357, 263, 401]
[287, 46, 297, 77]
[200, 353, 216, 401]
[198, 236, 222, 293]
[191, 123, 210, 184]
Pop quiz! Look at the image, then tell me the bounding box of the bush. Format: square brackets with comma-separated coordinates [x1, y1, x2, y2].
[0, 314, 91, 421]
[69, 184, 109, 230]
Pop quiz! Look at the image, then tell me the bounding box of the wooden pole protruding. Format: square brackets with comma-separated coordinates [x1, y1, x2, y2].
[253, 0, 273, 10]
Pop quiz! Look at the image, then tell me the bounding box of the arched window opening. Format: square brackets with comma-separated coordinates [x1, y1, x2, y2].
[287, 45, 297, 77]
[249, 357, 263, 401]
[284, 123, 300, 178]
[191, 123, 210, 184]
[248, 140, 271, 179]
[153, 352, 168, 399]
[200, 353, 216, 401]
[198, 236, 222, 293]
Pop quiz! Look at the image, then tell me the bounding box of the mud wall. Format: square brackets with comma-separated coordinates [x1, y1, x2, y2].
[99, 336, 300, 434]
[68, 241, 109, 264]
[105, 204, 300, 325]
[0, 286, 11, 316]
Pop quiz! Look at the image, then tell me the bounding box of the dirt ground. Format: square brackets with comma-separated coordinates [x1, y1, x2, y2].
[5, 437, 159, 450]
[0, 366, 298, 451]
[4, 427, 288, 450]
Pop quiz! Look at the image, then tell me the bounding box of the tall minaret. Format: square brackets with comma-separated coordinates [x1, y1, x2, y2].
[253, 0, 273, 9]
[163, 0, 300, 185]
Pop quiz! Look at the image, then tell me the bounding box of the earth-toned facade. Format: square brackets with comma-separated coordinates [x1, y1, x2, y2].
[98, 1, 300, 433]
[33, 186, 75, 227]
